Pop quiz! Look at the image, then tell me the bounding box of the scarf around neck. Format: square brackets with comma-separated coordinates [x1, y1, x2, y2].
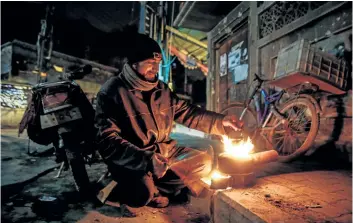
[123, 64, 158, 91]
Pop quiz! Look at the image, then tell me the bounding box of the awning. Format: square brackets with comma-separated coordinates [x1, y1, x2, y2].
[166, 26, 208, 76]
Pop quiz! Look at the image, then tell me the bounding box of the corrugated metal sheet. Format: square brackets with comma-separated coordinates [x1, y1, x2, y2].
[170, 28, 208, 63]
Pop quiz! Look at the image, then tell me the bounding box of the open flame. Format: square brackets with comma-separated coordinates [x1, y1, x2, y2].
[201, 170, 230, 186]
[211, 170, 230, 179]
[202, 136, 255, 186]
[222, 136, 254, 159]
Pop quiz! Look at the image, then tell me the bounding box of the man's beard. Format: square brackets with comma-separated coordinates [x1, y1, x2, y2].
[136, 71, 158, 82]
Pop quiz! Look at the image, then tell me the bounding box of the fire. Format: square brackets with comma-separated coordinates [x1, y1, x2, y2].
[202, 136, 255, 187]
[222, 136, 254, 158]
[210, 170, 230, 179]
[201, 170, 230, 186]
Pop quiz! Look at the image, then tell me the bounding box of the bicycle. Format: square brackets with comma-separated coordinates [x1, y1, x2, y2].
[221, 73, 320, 162]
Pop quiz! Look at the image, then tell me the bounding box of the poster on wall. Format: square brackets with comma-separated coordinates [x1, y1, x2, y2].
[220, 53, 227, 77]
[228, 48, 241, 70]
[227, 31, 249, 84]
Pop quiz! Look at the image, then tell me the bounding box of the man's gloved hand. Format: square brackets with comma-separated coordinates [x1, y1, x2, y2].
[222, 115, 244, 132]
[151, 153, 169, 179]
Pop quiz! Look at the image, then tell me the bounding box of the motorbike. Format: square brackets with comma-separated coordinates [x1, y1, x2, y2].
[19, 64, 97, 195]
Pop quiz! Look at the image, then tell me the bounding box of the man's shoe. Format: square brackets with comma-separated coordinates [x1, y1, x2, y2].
[148, 195, 169, 208]
[120, 204, 137, 217]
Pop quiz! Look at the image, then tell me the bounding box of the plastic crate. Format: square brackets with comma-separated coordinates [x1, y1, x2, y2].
[270, 39, 348, 95]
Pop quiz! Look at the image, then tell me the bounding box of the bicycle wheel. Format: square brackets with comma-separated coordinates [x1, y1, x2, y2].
[269, 98, 319, 162]
[221, 103, 258, 136]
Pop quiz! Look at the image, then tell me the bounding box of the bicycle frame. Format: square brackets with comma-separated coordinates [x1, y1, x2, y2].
[239, 87, 285, 129]
[258, 89, 285, 127]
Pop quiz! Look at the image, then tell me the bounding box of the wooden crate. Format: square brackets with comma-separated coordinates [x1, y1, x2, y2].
[270, 39, 348, 95]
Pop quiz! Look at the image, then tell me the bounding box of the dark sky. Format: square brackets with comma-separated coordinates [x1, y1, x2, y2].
[1, 2, 205, 102]
[1, 2, 138, 60]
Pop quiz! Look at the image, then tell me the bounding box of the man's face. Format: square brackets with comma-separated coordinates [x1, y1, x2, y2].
[134, 57, 162, 81]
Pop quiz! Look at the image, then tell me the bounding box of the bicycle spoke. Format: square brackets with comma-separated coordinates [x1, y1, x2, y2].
[292, 132, 307, 138]
[296, 134, 306, 144]
[292, 119, 311, 132]
[274, 136, 284, 152]
[274, 130, 287, 134]
[289, 106, 305, 122]
[286, 136, 294, 154]
[287, 136, 294, 155]
[290, 108, 312, 131]
[273, 134, 286, 140]
[277, 139, 285, 153]
[294, 136, 304, 152]
[291, 112, 309, 126]
[271, 99, 318, 158]
[290, 136, 301, 154]
[287, 107, 296, 119]
[283, 136, 291, 155]
[295, 107, 308, 122]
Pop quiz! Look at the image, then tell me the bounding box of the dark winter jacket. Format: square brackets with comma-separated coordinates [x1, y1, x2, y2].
[94, 74, 226, 173]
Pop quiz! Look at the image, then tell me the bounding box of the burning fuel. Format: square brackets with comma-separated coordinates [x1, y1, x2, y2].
[203, 135, 279, 189]
[222, 136, 254, 158]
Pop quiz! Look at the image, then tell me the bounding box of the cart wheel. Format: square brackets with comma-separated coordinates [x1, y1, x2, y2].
[269, 98, 319, 162]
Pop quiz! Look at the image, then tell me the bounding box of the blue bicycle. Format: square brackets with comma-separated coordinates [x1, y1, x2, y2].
[221, 73, 320, 162]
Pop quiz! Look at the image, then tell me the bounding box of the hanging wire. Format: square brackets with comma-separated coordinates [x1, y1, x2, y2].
[162, 55, 176, 67]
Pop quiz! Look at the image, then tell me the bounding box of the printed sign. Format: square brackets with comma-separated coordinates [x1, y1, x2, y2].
[227, 34, 249, 84]
[220, 53, 227, 77]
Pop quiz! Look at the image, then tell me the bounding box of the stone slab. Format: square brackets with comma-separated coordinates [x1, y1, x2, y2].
[212, 171, 352, 223]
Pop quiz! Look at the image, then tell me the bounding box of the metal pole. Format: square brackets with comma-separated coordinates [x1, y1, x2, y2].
[138, 2, 146, 34]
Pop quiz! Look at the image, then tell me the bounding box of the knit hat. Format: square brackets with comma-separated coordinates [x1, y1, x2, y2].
[126, 34, 162, 64]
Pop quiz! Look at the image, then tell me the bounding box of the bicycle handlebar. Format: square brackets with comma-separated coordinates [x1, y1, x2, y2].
[245, 73, 267, 106]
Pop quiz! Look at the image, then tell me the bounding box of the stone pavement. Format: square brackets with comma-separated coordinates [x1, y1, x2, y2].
[1, 129, 58, 187]
[1, 129, 352, 223]
[212, 169, 352, 223]
[1, 130, 214, 223]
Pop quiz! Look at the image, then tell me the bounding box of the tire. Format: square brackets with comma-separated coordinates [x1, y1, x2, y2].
[65, 146, 91, 194]
[221, 103, 271, 153]
[221, 103, 258, 134]
[269, 98, 319, 162]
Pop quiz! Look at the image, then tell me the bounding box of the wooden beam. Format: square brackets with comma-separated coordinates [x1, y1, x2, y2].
[166, 25, 207, 49]
[248, 2, 259, 80]
[256, 1, 348, 48]
[257, 1, 275, 15]
[209, 1, 250, 42]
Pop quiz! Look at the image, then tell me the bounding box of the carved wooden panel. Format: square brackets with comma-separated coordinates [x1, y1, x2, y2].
[259, 2, 327, 38]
